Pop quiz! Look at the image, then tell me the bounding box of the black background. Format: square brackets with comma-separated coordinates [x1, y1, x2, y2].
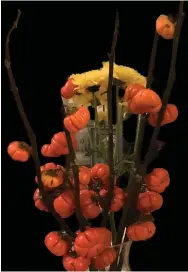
[2, 1, 188, 271]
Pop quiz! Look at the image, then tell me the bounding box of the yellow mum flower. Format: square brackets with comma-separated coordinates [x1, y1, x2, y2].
[102, 62, 147, 88]
[67, 62, 146, 107]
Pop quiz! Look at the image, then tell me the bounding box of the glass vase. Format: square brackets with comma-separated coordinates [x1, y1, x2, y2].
[75, 120, 124, 167]
[120, 240, 132, 271]
[103, 240, 132, 271]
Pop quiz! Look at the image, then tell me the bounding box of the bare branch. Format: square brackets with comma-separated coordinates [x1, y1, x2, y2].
[144, 2, 185, 169]
[112, 2, 185, 270]
[5, 10, 75, 238]
[60, 104, 89, 231]
[101, 11, 119, 227]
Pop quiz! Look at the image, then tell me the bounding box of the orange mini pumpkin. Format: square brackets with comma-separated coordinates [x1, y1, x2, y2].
[148, 103, 178, 127]
[7, 141, 31, 162]
[63, 106, 90, 133]
[41, 169, 64, 189]
[70, 166, 91, 190]
[53, 190, 75, 218]
[91, 163, 110, 181]
[74, 227, 111, 259]
[126, 88, 162, 114]
[79, 166, 91, 185]
[33, 188, 48, 212]
[61, 78, 78, 99]
[80, 189, 101, 219]
[127, 221, 156, 241]
[92, 248, 117, 269]
[50, 132, 77, 155]
[41, 144, 60, 157]
[44, 231, 69, 256]
[63, 253, 91, 271]
[124, 83, 145, 103]
[100, 187, 126, 212]
[90, 163, 114, 191]
[145, 168, 170, 193]
[137, 191, 163, 213]
[35, 163, 65, 184]
[156, 15, 175, 39]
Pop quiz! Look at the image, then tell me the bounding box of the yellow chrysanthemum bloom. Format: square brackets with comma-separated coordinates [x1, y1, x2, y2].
[102, 62, 147, 88]
[67, 62, 146, 107]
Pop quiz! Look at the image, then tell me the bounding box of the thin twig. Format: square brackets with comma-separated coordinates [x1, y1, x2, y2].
[60, 104, 89, 231]
[101, 11, 119, 227]
[5, 10, 75, 237]
[110, 19, 161, 272]
[113, 2, 185, 270]
[143, 2, 185, 169]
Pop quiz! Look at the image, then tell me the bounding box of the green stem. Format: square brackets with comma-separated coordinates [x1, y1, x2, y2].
[114, 86, 119, 163]
[109, 212, 116, 245]
[89, 263, 97, 271]
[94, 95, 104, 162]
[87, 124, 95, 166]
[114, 87, 123, 174]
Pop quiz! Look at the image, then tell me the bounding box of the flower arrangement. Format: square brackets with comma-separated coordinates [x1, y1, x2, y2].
[5, 3, 184, 271]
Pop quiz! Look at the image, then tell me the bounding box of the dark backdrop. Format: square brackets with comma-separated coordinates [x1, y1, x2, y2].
[2, 1, 188, 271]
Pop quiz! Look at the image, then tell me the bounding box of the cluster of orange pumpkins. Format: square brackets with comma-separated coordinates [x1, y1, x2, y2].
[34, 164, 170, 271]
[43, 161, 170, 271]
[33, 163, 170, 222]
[7, 138, 171, 240]
[33, 163, 126, 219]
[124, 83, 178, 125]
[7, 141, 171, 271]
[60, 83, 178, 132]
[44, 227, 117, 271]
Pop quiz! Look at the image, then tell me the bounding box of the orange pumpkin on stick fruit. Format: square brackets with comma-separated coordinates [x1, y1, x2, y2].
[91, 163, 110, 181]
[156, 14, 175, 39]
[33, 188, 48, 212]
[124, 84, 162, 114]
[61, 79, 78, 99]
[41, 169, 64, 189]
[63, 253, 91, 271]
[124, 83, 145, 102]
[41, 144, 60, 157]
[80, 189, 101, 219]
[7, 141, 31, 162]
[53, 190, 75, 218]
[148, 103, 178, 127]
[79, 166, 91, 185]
[35, 163, 65, 184]
[50, 132, 77, 155]
[100, 186, 126, 212]
[145, 168, 170, 193]
[137, 191, 163, 213]
[74, 227, 111, 259]
[63, 106, 90, 133]
[44, 231, 69, 256]
[92, 248, 117, 269]
[127, 221, 156, 241]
